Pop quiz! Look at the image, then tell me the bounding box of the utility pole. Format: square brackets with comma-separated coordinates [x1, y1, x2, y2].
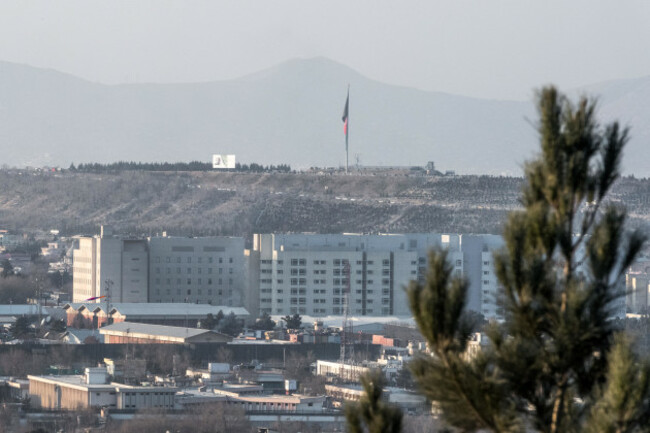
[35, 277, 43, 328]
[340, 260, 353, 363]
[104, 279, 113, 326]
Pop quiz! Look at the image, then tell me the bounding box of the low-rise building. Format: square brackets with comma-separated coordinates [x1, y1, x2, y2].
[63, 303, 248, 329]
[316, 360, 371, 383]
[176, 387, 326, 413]
[186, 362, 231, 383]
[325, 384, 427, 413]
[28, 367, 178, 411]
[99, 322, 233, 344]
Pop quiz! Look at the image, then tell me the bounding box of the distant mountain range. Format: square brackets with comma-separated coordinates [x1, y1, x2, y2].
[1, 58, 649, 175]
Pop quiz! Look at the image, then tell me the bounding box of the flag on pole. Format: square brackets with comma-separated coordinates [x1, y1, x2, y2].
[342, 90, 349, 136]
[84, 295, 106, 301]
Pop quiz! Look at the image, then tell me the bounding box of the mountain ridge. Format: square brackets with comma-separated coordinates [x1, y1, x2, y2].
[1, 58, 649, 175]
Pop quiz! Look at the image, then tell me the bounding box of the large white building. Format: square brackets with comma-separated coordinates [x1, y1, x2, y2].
[72, 226, 148, 303]
[148, 235, 244, 306]
[246, 233, 505, 320]
[73, 227, 245, 307]
[73, 228, 506, 319]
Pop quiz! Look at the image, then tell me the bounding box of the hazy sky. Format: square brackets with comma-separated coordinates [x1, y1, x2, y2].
[1, 1, 649, 101]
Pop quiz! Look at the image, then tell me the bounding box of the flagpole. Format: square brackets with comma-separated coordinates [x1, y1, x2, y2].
[346, 85, 350, 174]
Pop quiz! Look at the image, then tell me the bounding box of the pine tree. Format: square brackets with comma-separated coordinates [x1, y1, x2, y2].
[251, 312, 276, 331]
[345, 371, 403, 433]
[282, 313, 303, 329]
[407, 86, 650, 432]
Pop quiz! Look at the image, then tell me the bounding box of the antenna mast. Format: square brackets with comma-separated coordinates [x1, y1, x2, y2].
[340, 260, 354, 364]
[104, 279, 113, 326]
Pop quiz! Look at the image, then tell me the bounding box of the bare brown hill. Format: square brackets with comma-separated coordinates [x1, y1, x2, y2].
[1, 170, 647, 240]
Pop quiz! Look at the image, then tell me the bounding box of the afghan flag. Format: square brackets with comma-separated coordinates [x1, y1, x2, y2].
[342, 90, 349, 136]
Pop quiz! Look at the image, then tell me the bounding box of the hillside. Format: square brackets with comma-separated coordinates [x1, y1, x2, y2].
[1, 170, 649, 240]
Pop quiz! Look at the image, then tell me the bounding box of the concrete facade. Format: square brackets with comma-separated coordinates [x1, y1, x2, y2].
[246, 233, 505, 319]
[148, 235, 244, 306]
[72, 227, 245, 307]
[72, 226, 148, 303]
[28, 370, 177, 410]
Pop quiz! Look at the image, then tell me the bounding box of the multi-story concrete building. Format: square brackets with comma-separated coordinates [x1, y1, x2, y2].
[460, 235, 505, 318]
[148, 235, 244, 306]
[73, 227, 245, 307]
[72, 226, 148, 303]
[73, 228, 507, 319]
[246, 233, 505, 319]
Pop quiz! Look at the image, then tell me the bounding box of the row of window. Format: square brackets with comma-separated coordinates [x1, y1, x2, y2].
[260, 278, 392, 286]
[155, 288, 225, 296]
[154, 267, 233, 274]
[154, 256, 234, 264]
[153, 277, 233, 286]
[269, 307, 392, 315]
[263, 259, 397, 267]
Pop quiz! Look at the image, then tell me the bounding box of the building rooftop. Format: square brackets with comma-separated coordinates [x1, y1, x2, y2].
[0, 304, 59, 317]
[27, 375, 115, 391]
[99, 321, 226, 340]
[64, 303, 248, 318]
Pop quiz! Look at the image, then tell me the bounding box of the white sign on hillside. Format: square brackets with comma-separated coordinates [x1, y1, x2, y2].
[212, 154, 236, 169]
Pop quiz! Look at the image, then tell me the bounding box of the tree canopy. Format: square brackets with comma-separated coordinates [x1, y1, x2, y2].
[345, 371, 403, 433]
[282, 313, 302, 329]
[251, 312, 276, 331]
[406, 87, 650, 432]
[218, 312, 243, 337]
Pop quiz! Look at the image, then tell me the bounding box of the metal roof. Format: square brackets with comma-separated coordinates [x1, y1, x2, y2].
[99, 321, 228, 340]
[62, 303, 248, 318]
[0, 304, 59, 317]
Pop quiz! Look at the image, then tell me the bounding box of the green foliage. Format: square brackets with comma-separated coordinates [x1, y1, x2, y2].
[70, 160, 291, 173]
[0, 275, 36, 304]
[200, 313, 219, 330]
[215, 309, 225, 324]
[345, 371, 403, 433]
[586, 335, 650, 433]
[282, 313, 303, 329]
[251, 312, 276, 331]
[5, 241, 44, 260]
[0, 259, 13, 278]
[218, 312, 243, 337]
[408, 87, 650, 433]
[10, 316, 32, 339]
[50, 319, 66, 333]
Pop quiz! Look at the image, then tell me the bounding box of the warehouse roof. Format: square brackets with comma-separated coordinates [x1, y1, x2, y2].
[99, 321, 232, 343]
[63, 303, 248, 318]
